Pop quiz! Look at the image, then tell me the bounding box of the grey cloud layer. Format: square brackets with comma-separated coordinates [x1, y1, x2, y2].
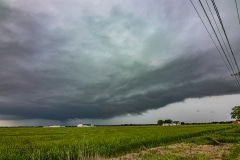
[0, 0, 239, 120]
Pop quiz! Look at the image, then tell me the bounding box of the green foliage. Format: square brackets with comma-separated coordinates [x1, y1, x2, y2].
[222, 144, 240, 160]
[0, 125, 233, 159]
[164, 119, 173, 123]
[157, 119, 163, 125]
[231, 106, 240, 120]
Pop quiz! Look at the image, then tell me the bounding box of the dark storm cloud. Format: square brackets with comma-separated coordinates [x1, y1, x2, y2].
[0, 49, 239, 120]
[0, 0, 240, 121]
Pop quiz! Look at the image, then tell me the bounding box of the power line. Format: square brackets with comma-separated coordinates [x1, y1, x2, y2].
[211, 0, 240, 75]
[205, 0, 240, 85]
[198, 0, 240, 87]
[189, 0, 224, 68]
[189, 0, 240, 88]
[235, 0, 240, 24]
[189, 0, 220, 55]
[205, 0, 236, 74]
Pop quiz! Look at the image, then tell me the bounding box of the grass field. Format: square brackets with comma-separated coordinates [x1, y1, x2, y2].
[0, 124, 240, 160]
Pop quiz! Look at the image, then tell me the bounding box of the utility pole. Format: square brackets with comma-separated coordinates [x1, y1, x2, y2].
[231, 72, 240, 76]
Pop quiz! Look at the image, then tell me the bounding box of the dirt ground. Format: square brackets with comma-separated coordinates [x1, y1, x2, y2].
[107, 143, 232, 160]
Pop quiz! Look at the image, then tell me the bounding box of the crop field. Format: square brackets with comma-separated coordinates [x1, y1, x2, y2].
[0, 124, 240, 160]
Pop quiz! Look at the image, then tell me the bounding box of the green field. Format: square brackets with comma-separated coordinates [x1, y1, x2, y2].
[0, 124, 240, 160]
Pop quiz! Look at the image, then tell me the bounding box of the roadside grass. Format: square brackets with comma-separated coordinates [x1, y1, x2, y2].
[222, 144, 240, 160]
[141, 153, 195, 160]
[114, 142, 231, 160]
[221, 124, 240, 160]
[0, 124, 237, 159]
[141, 152, 206, 160]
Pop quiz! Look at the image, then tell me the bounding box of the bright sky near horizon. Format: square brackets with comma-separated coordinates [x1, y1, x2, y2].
[0, 0, 240, 126]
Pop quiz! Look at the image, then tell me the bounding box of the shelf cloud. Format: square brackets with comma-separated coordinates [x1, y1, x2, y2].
[0, 0, 239, 121]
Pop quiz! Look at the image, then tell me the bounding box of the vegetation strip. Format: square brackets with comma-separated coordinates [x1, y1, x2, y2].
[0, 124, 239, 159]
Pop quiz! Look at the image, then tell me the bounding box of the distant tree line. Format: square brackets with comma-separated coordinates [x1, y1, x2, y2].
[157, 119, 233, 125]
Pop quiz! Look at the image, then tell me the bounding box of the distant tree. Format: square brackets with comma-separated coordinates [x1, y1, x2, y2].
[164, 119, 173, 123]
[157, 120, 163, 125]
[231, 106, 240, 120]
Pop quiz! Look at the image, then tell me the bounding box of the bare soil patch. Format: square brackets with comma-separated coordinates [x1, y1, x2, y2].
[106, 143, 232, 160]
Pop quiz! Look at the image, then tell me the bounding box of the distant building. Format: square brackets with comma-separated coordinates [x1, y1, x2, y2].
[77, 124, 94, 127]
[173, 121, 181, 125]
[163, 121, 181, 126]
[49, 125, 60, 128]
[162, 123, 171, 126]
[233, 120, 240, 124]
[43, 125, 65, 128]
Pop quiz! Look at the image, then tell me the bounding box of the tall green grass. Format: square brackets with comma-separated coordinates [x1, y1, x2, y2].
[0, 124, 234, 159]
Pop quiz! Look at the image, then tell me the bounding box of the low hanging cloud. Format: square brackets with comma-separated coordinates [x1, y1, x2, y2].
[0, 0, 240, 121]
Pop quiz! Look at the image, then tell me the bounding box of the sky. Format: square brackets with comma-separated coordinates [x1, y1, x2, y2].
[0, 0, 240, 126]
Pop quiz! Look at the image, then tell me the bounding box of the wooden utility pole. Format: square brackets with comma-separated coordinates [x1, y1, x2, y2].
[231, 72, 240, 76]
